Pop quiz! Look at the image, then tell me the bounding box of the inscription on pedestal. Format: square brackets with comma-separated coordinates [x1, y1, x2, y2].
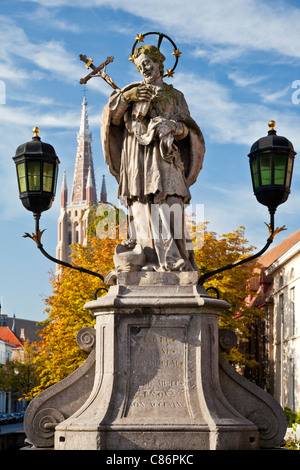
[124, 325, 191, 418]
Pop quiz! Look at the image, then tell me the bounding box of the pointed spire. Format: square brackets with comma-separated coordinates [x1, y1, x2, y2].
[101, 174, 107, 203]
[86, 166, 94, 204]
[86, 166, 92, 188]
[61, 170, 68, 207]
[77, 96, 92, 143]
[11, 314, 16, 334]
[61, 170, 67, 190]
[71, 98, 97, 203]
[0, 302, 7, 327]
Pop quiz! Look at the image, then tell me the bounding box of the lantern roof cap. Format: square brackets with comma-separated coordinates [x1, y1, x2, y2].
[249, 121, 295, 156]
[13, 127, 59, 160]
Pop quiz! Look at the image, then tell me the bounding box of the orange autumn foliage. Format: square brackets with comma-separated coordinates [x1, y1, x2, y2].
[27, 235, 116, 399]
[27, 218, 262, 399]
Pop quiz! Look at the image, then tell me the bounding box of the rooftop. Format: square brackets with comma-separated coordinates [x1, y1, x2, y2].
[259, 229, 300, 268]
[0, 314, 42, 343]
[0, 326, 23, 348]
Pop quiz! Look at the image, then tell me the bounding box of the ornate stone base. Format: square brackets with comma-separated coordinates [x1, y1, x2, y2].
[53, 272, 257, 450]
[24, 272, 286, 450]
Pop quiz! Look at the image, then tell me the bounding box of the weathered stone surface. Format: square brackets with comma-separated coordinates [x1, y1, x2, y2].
[218, 331, 287, 449]
[24, 273, 286, 450]
[23, 327, 96, 448]
[54, 274, 260, 450]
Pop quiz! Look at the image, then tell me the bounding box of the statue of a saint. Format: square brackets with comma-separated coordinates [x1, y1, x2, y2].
[101, 42, 205, 273]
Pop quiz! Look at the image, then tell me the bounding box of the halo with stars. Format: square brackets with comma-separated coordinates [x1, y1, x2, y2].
[129, 31, 182, 78]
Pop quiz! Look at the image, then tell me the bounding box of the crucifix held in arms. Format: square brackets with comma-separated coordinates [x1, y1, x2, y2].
[79, 54, 119, 90]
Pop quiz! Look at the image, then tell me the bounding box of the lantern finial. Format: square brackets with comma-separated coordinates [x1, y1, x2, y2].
[268, 120, 276, 131]
[33, 126, 40, 138]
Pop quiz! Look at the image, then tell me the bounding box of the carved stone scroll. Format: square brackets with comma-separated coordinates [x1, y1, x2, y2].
[23, 327, 96, 448]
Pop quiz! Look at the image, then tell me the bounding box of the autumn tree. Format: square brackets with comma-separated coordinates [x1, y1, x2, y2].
[193, 222, 262, 366]
[26, 234, 116, 399]
[26, 214, 262, 399]
[0, 340, 39, 405]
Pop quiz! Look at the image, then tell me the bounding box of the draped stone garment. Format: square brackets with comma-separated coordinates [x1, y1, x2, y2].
[101, 81, 205, 271]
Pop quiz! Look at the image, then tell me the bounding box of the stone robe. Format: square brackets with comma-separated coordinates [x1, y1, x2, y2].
[101, 81, 205, 271]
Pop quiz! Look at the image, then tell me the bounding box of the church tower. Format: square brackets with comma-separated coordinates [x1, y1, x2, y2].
[100, 174, 107, 203]
[56, 97, 98, 267]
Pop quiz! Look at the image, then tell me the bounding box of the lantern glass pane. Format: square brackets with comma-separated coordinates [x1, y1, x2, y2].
[53, 165, 58, 194]
[274, 154, 287, 185]
[274, 170, 285, 185]
[286, 157, 293, 188]
[287, 158, 293, 173]
[260, 155, 272, 185]
[251, 159, 259, 188]
[274, 154, 286, 171]
[43, 162, 54, 192]
[17, 162, 27, 193]
[27, 161, 40, 191]
[286, 171, 292, 188]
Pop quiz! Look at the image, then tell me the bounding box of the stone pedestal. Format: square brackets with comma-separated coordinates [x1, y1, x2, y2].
[53, 272, 260, 450]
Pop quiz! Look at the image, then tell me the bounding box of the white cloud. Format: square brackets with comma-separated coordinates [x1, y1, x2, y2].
[228, 71, 266, 88]
[173, 71, 300, 150]
[33, 6, 81, 33]
[194, 45, 247, 65]
[23, 0, 300, 60]
[261, 86, 291, 104]
[0, 15, 109, 97]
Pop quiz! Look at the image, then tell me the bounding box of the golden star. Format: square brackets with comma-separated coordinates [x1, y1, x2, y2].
[128, 54, 135, 63]
[135, 33, 145, 43]
[165, 69, 174, 78]
[172, 49, 182, 58]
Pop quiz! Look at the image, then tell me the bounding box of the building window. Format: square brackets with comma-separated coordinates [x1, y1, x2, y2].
[290, 287, 295, 336]
[280, 293, 284, 317]
[68, 231, 72, 245]
[290, 357, 296, 411]
[279, 293, 285, 339]
[279, 275, 284, 289]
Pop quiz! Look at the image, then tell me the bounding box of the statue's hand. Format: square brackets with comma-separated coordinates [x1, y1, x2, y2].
[156, 120, 177, 138]
[123, 84, 153, 103]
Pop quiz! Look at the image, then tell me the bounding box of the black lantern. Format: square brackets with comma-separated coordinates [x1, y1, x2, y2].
[248, 120, 296, 215]
[13, 127, 60, 215]
[13, 127, 106, 287]
[198, 120, 296, 287]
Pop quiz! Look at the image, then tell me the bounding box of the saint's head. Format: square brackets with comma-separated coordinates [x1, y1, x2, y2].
[133, 45, 166, 84]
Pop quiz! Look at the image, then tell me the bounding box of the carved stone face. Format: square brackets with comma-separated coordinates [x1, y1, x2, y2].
[134, 53, 162, 84]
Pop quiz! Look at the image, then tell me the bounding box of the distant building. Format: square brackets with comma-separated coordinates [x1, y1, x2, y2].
[0, 338, 15, 413]
[0, 309, 42, 413]
[247, 230, 300, 412]
[56, 97, 108, 271]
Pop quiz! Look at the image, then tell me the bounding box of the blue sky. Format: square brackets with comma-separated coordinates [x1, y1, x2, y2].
[1, 0, 300, 322]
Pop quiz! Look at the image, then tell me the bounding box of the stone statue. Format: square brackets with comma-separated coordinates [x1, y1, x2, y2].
[101, 41, 205, 274]
[22, 35, 287, 452]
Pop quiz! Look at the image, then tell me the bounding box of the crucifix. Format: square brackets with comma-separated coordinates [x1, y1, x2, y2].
[79, 54, 119, 90]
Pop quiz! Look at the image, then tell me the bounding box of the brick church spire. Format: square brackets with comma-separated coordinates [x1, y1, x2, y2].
[56, 97, 102, 268]
[100, 174, 107, 203]
[70, 96, 97, 204]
